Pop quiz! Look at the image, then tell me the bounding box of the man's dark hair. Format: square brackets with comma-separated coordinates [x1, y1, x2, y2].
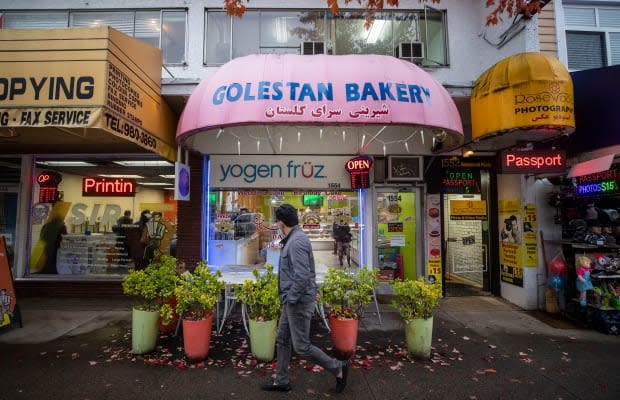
[276, 204, 299, 227]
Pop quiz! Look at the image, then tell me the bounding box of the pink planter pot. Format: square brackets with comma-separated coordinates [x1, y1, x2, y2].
[329, 316, 358, 360]
[182, 312, 213, 361]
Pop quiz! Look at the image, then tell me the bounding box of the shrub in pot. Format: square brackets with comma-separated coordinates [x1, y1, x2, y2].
[174, 261, 225, 361]
[391, 277, 442, 359]
[319, 267, 377, 359]
[122, 255, 179, 354]
[235, 263, 281, 362]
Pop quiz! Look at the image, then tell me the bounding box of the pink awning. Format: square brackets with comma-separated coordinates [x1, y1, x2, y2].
[177, 54, 463, 154]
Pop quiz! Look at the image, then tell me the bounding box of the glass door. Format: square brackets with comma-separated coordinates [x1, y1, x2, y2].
[442, 170, 492, 295]
[375, 187, 419, 280]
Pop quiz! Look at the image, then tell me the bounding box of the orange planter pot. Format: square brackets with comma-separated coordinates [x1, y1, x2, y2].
[329, 316, 358, 360]
[182, 312, 213, 361]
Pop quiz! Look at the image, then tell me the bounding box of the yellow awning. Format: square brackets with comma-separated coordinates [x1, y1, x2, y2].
[471, 52, 575, 141]
[0, 27, 177, 161]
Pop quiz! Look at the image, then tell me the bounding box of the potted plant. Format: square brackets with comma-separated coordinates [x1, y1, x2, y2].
[319, 267, 378, 359]
[122, 255, 179, 354]
[235, 263, 281, 362]
[174, 261, 225, 361]
[391, 276, 442, 359]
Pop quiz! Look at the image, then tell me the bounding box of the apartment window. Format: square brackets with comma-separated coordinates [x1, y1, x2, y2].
[205, 9, 447, 66]
[564, 5, 620, 69]
[2, 12, 69, 28]
[566, 31, 606, 69]
[205, 10, 326, 66]
[1, 10, 186, 65]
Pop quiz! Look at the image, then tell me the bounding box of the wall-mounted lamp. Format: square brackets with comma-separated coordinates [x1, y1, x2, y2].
[462, 147, 474, 157]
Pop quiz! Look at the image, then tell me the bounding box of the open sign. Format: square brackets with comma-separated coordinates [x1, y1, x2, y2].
[345, 155, 373, 189]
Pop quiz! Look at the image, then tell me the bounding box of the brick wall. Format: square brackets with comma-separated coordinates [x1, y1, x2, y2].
[175, 153, 204, 269]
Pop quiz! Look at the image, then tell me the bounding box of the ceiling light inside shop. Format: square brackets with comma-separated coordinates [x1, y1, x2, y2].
[113, 160, 173, 167]
[139, 182, 172, 186]
[99, 174, 145, 179]
[37, 161, 97, 167]
[159, 174, 176, 179]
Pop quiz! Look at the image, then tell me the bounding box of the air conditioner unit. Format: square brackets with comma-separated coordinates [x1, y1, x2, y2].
[394, 42, 424, 63]
[301, 41, 325, 55]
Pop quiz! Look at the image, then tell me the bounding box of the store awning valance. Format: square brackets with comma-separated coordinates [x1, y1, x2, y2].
[0, 27, 177, 161]
[176, 54, 464, 155]
[471, 52, 575, 147]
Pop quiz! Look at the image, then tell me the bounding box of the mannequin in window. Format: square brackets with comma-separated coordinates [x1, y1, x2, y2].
[143, 212, 168, 266]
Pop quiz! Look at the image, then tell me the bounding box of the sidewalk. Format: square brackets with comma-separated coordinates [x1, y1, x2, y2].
[1, 296, 618, 399]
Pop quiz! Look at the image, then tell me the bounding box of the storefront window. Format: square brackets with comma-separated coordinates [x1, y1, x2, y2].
[0, 189, 18, 270]
[0, 157, 21, 272]
[206, 190, 360, 269]
[28, 157, 177, 277]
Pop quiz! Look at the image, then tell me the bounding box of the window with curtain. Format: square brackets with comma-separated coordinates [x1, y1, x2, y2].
[564, 5, 620, 70]
[1, 9, 186, 65]
[2, 12, 68, 28]
[567, 31, 606, 70]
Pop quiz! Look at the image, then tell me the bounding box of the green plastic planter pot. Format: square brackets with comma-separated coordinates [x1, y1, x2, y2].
[405, 316, 433, 359]
[131, 308, 160, 354]
[248, 318, 277, 362]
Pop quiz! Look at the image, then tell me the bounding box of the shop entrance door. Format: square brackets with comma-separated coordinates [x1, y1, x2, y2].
[442, 191, 491, 296]
[375, 187, 419, 280]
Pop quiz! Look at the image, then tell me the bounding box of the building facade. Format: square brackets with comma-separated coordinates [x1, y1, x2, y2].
[0, 1, 573, 308]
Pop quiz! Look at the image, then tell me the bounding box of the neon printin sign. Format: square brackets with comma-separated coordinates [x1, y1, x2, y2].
[82, 177, 136, 197]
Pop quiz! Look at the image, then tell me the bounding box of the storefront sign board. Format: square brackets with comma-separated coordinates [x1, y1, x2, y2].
[449, 200, 487, 220]
[500, 150, 566, 174]
[177, 54, 464, 153]
[210, 155, 352, 189]
[471, 52, 575, 140]
[0, 28, 177, 161]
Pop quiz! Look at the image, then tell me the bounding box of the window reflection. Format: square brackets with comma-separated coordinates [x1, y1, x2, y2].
[204, 8, 446, 66]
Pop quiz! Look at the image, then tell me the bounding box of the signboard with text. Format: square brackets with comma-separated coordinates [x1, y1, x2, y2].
[0, 27, 177, 161]
[573, 168, 619, 196]
[82, 177, 136, 197]
[449, 200, 487, 220]
[500, 150, 566, 174]
[345, 155, 372, 189]
[209, 155, 352, 189]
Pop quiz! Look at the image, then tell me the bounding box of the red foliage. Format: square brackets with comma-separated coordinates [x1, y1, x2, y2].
[223, 0, 547, 26]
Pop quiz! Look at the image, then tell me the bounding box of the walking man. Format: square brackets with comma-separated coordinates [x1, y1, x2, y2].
[261, 204, 348, 393]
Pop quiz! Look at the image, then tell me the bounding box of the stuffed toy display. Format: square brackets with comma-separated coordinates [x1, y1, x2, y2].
[576, 255, 594, 307]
